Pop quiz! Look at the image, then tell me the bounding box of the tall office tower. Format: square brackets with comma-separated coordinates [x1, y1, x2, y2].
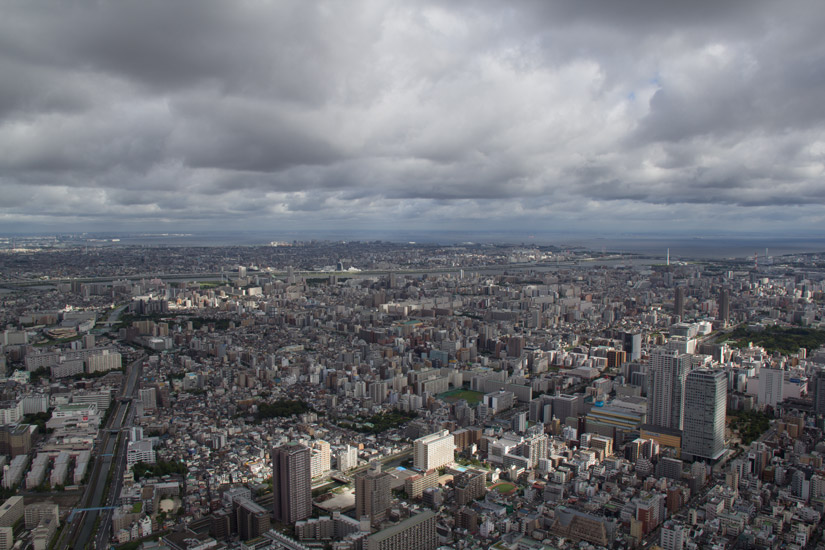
[355, 463, 392, 526]
[718, 289, 730, 327]
[272, 443, 311, 524]
[673, 287, 685, 319]
[413, 430, 455, 471]
[681, 369, 726, 462]
[813, 369, 825, 415]
[647, 349, 692, 431]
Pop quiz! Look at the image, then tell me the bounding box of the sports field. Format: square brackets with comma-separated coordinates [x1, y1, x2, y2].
[489, 482, 517, 495]
[438, 388, 484, 405]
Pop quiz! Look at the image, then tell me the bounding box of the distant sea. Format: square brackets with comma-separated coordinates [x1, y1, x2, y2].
[96, 232, 825, 260]
[559, 236, 825, 260]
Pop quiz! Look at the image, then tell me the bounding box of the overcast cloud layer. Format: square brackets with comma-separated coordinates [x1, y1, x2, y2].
[1, 0, 824, 237]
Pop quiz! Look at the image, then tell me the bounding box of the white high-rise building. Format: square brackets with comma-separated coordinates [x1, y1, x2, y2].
[647, 349, 692, 430]
[86, 350, 122, 373]
[758, 367, 784, 408]
[337, 445, 358, 472]
[310, 440, 331, 478]
[413, 430, 454, 471]
[660, 520, 686, 550]
[126, 440, 155, 467]
[0, 527, 12, 550]
[682, 369, 727, 462]
[0, 402, 22, 425]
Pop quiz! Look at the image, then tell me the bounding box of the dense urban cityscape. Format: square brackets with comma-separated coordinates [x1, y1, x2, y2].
[3, 0, 825, 548]
[0, 238, 824, 550]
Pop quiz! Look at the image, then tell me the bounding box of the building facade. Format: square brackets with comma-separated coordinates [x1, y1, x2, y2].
[413, 430, 454, 471]
[647, 349, 691, 431]
[272, 443, 312, 524]
[355, 464, 392, 526]
[366, 511, 437, 550]
[682, 369, 727, 462]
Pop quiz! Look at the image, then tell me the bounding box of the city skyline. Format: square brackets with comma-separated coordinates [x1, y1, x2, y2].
[2, 238, 825, 548]
[1, 1, 824, 237]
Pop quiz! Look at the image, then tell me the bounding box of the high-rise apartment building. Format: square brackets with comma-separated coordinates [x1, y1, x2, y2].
[660, 520, 686, 550]
[355, 463, 392, 526]
[310, 440, 331, 479]
[139, 387, 157, 412]
[337, 445, 358, 472]
[647, 349, 692, 431]
[413, 430, 454, 471]
[454, 469, 487, 506]
[234, 497, 271, 541]
[369, 381, 388, 405]
[0, 497, 23, 528]
[682, 369, 726, 462]
[272, 443, 312, 524]
[367, 511, 437, 550]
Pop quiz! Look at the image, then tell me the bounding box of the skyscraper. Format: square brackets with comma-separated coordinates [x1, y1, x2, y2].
[681, 369, 726, 462]
[813, 369, 825, 415]
[355, 463, 392, 526]
[718, 289, 730, 327]
[272, 443, 312, 524]
[673, 287, 685, 319]
[647, 349, 692, 431]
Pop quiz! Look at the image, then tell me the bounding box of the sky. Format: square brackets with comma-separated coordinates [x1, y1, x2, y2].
[1, 0, 825, 239]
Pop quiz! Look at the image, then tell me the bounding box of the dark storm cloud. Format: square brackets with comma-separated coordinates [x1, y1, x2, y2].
[0, 0, 824, 234]
[168, 94, 343, 172]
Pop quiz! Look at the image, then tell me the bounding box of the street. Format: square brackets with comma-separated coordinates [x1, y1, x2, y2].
[55, 354, 144, 550]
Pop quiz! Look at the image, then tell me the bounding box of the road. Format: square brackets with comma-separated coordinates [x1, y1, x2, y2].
[56, 354, 143, 550]
[96, 399, 136, 550]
